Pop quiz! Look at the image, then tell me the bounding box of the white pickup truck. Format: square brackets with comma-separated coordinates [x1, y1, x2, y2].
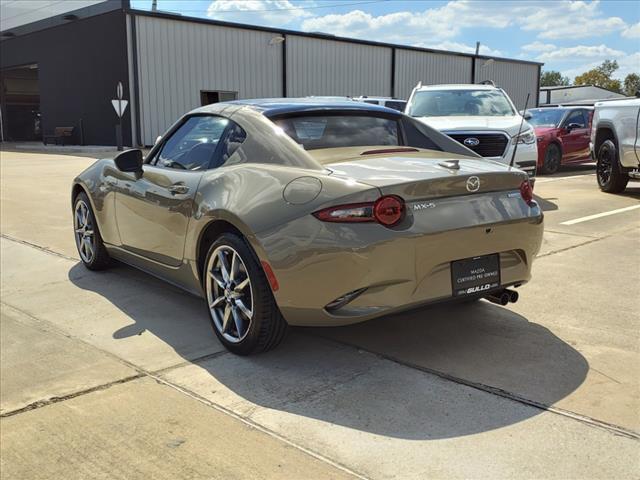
[405, 84, 538, 180]
[591, 98, 640, 193]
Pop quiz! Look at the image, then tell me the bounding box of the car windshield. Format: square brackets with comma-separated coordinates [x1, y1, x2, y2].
[273, 115, 399, 150]
[408, 89, 515, 117]
[526, 108, 566, 127]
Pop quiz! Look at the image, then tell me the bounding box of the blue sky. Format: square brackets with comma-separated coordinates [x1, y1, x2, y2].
[131, 0, 640, 81]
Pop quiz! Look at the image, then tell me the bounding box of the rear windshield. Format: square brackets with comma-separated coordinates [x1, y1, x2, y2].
[526, 108, 565, 127]
[408, 89, 515, 117]
[273, 115, 399, 150]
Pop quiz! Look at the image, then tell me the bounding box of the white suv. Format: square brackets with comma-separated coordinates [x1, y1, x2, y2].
[405, 84, 538, 179]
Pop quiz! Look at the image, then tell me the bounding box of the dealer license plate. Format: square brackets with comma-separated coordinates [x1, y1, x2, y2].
[451, 254, 500, 297]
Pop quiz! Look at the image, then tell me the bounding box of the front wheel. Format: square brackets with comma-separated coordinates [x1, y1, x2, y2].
[541, 143, 561, 175]
[204, 233, 287, 355]
[73, 192, 111, 270]
[597, 140, 629, 193]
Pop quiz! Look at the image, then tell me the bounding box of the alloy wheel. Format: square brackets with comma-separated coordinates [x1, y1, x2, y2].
[206, 245, 254, 343]
[74, 200, 95, 263]
[547, 149, 560, 173]
[597, 148, 612, 185]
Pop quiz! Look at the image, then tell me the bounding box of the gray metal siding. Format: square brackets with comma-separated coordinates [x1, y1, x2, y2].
[135, 16, 283, 145]
[286, 35, 391, 97]
[395, 50, 472, 99]
[474, 59, 539, 110]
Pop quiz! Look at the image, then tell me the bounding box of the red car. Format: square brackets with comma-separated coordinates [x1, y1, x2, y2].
[526, 107, 594, 174]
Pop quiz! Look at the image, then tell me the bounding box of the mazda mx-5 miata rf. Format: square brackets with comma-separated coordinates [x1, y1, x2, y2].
[71, 99, 543, 354]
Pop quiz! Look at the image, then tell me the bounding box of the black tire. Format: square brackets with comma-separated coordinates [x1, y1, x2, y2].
[73, 192, 111, 270]
[541, 143, 561, 175]
[597, 139, 629, 193]
[203, 233, 287, 355]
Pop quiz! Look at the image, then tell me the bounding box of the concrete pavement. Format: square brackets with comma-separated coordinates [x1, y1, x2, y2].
[1, 149, 639, 478]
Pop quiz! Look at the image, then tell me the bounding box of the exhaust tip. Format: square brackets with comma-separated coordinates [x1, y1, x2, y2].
[485, 291, 510, 306]
[484, 288, 519, 306]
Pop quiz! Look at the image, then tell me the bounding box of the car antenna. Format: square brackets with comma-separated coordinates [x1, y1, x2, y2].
[509, 93, 531, 169]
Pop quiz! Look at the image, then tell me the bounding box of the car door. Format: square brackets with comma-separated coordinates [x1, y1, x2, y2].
[560, 109, 589, 163]
[114, 115, 231, 266]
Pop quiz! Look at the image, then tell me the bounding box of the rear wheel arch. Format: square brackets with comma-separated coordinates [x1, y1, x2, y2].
[196, 218, 267, 287]
[594, 126, 617, 154]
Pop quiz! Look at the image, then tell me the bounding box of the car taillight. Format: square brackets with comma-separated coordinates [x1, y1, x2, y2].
[520, 180, 534, 205]
[313, 195, 405, 227]
[373, 195, 405, 226]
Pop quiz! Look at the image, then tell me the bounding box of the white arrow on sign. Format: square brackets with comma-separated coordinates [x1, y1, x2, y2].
[111, 99, 128, 118]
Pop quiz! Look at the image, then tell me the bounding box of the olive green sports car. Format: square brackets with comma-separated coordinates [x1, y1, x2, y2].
[71, 99, 543, 355]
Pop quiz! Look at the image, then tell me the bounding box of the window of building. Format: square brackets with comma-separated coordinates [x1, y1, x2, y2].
[200, 90, 238, 106]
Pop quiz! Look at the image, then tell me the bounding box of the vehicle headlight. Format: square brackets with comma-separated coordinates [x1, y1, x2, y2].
[514, 129, 536, 145]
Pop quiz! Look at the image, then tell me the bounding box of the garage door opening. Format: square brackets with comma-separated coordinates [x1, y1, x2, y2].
[0, 64, 40, 142]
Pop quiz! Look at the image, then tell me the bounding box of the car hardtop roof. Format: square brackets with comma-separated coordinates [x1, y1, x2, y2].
[195, 97, 400, 117]
[356, 96, 406, 101]
[415, 84, 499, 91]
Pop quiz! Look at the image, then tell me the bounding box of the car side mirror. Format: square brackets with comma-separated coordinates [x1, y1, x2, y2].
[523, 112, 532, 120]
[114, 149, 143, 173]
[154, 135, 162, 146]
[566, 123, 582, 131]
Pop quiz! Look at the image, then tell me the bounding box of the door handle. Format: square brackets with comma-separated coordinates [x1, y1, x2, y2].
[168, 184, 189, 195]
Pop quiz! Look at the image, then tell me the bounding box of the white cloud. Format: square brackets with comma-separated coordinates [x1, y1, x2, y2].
[300, 1, 630, 48]
[518, 0, 626, 39]
[622, 22, 640, 39]
[534, 44, 625, 62]
[521, 41, 556, 53]
[559, 53, 640, 81]
[207, 0, 311, 25]
[301, 1, 513, 45]
[617, 52, 640, 79]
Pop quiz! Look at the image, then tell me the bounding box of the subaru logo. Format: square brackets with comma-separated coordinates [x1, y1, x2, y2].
[466, 176, 480, 192]
[463, 137, 480, 147]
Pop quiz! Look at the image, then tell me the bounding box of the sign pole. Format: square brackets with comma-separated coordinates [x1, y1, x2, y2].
[115, 115, 123, 151]
[112, 81, 127, 151]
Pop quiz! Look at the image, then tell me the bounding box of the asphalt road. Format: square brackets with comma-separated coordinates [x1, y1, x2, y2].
[1, 150, 639, 479]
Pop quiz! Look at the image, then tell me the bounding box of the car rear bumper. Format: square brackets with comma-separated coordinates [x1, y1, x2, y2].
[257, 191, 544, 326]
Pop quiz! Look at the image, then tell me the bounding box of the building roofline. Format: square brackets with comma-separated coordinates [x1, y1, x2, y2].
[125, 8, 543, 66]
[1, 1, 542, 67]
[539, 84, 625, 96]
[0, 0, 125, 41]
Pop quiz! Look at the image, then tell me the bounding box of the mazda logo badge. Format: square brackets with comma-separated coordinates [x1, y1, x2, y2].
[463, 137, 480, 147]
[466, 176, 480, 192]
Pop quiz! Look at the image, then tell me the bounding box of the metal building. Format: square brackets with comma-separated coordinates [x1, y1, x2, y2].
[1, 0, 543, 146]
[539, 85, 627, 105]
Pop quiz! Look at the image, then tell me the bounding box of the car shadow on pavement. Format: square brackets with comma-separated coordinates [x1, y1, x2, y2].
[69, 262, 589, 440]
[550, 163, 596, 177]
[533, 194, 558, 211]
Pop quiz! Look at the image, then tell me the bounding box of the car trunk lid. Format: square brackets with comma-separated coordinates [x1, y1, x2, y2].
[312, 147, 528, 201]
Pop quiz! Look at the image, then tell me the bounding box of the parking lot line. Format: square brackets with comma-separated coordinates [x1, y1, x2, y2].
[560, 205, 640, 225]
[535, 174, 595, 183]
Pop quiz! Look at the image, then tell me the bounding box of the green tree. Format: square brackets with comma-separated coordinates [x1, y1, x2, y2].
[540, 70, 570, 87]
[623, 73, 640, 97]
[574, 60, 622, 93]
